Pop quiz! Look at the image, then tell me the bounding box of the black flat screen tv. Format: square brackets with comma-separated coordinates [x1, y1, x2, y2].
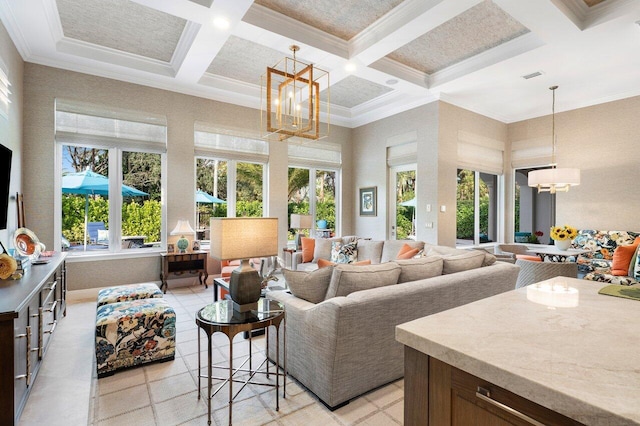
[0, 143, 11, 230]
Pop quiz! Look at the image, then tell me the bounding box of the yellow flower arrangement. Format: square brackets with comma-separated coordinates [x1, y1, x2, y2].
[550, 225, 578, 241]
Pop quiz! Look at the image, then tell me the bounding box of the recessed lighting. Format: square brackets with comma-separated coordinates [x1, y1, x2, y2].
[386, 79, 398, 85]
[345, 63, 357, 73]
[213, 16, 230, 30]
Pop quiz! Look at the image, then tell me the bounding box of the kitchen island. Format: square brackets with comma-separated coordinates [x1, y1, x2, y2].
[396, 277, 639, 425]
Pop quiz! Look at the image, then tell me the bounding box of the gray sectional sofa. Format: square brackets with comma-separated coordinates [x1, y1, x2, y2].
[267, 240, 520, 409]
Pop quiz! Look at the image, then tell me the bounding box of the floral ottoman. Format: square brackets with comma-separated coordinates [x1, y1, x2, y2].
[97, 283, 163, 307]
[95, 298, 176, 377]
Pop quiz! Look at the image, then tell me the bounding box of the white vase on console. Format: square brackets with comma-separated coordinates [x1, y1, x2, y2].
[554, 239, 571, 251]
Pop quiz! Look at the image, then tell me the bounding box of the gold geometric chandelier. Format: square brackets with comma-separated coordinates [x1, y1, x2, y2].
[528, 85, 580, 194]
[261, 45, 329, 141]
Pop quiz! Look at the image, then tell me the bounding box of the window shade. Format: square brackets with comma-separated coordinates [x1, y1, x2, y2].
[511, 137, 552, 169]
[457, 130, 504, 175]
[194, 131, 269, 162]
[288, 141, 341, 169]
[387, 142, 417, 167]
[55, 99, 167, 152]
[0, 63, 11, 119]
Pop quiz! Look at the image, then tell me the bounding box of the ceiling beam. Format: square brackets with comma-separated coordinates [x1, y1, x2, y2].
[349, 0, 483, 65]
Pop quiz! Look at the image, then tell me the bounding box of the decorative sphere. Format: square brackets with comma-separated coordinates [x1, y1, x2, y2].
[317, 219, 327, 229]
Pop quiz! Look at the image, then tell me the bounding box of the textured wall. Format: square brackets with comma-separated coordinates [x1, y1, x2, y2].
[0, 22, 23, 250]
[22, 64, 352, 290]
[508, 96, 640, 232]
[351, 102, 439, 242]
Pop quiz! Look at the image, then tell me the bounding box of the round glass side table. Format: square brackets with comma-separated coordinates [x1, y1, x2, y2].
[195, 298, 285, 425]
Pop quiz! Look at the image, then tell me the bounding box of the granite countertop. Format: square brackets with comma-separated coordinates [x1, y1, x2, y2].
[396, 277, 640, 425]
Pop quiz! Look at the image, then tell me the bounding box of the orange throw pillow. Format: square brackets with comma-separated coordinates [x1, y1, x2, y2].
[515, 254, 542, 262]
[396, 243, 415, 259]
[397, 248, 419, 259]
[317, 258, 334, 268]
[317, 259, 372, 268]
[611, 237, 640, 276]
[301, 237, 315, 263]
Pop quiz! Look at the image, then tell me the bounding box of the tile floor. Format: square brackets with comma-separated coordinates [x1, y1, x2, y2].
[18, 282, 405, 426]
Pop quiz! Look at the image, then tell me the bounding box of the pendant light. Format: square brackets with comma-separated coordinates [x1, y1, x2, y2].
[528, 86, 580, 194]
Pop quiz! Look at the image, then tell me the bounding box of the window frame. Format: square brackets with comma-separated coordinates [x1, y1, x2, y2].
[55, 142, 167, 258]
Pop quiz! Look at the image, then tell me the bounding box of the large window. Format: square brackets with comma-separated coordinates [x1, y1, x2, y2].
[456, 169, 498, 245]
[287, 167, 337, 241]
[288, 141, 341, 241]
[56, 101, 166, 254]
[393, 167, 416, 240]
[194, 128, 268, 238]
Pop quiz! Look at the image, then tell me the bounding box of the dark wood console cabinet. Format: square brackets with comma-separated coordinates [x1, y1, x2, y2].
[0, 252, 67, 426]
[160, 251, 208, 293]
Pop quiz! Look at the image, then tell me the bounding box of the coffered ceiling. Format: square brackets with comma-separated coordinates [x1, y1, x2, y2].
[0, 0, 639, 127]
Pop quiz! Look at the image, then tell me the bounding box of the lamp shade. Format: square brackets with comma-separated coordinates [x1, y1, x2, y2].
[528, 168, 580, 193]
[209, 217, 278, 261]
[290, 214, 313, 230]
[170, 220, 195, 236]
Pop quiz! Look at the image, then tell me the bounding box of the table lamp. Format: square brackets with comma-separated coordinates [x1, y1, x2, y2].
[170, 220, 195, 253]
[290, 213, 312, 251]
[209, 217, 278, 312]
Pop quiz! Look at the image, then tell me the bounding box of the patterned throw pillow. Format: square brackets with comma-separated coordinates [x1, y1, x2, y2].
[635, 251, 640, 281]
[330, 241, 358, 263]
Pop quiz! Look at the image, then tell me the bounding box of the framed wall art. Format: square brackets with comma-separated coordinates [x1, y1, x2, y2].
[359, 186, 377, 216]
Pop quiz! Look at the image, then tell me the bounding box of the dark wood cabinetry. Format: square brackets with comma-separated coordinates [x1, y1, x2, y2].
[0, 253, 66, 426]
[160, 251, 208, 293]
[404, 347, 584, 426]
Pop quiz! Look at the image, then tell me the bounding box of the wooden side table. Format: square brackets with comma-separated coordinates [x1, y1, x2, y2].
[160, 251, 208, 293]
[282, 247, 298, 269]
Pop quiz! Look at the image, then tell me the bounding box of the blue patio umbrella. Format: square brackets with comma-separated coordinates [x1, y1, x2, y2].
[196, 189, 226, 204]
[196, 190, 226, 229]
[62, 170, 148, 249]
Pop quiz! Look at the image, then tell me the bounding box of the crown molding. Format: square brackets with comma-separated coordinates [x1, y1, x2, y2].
[368, 57, 429, 89]
[56, 37, 176, 77]
[242, 4, 349, 60]
[0, 2, 31, 59]
[429, 32, 545, 89]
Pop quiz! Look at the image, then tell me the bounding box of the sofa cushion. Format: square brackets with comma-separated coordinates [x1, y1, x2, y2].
[356, 239, 384, 264]
[380, 240, 425, 263]
[283, 267, 334, 304]
[318, 258, 371, 268]
[442, 250, 486, 274]
[330, 241, 358, 263]
[301, 237, 315, 263]
[324, 263, 401, 299]
[313, 237, 341, 262]
[611, 237, 640, 275]
[584, 271, 638, 286]
[395, 256, 444, 283]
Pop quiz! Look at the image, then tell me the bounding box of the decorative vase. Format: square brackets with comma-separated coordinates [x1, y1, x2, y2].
[554, 239, 571, 251]
[317, 219, 327, 229]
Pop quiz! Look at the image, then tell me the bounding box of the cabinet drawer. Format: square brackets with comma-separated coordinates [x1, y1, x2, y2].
[447, 359, 584, 426]
[13, 297, 40, 419]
